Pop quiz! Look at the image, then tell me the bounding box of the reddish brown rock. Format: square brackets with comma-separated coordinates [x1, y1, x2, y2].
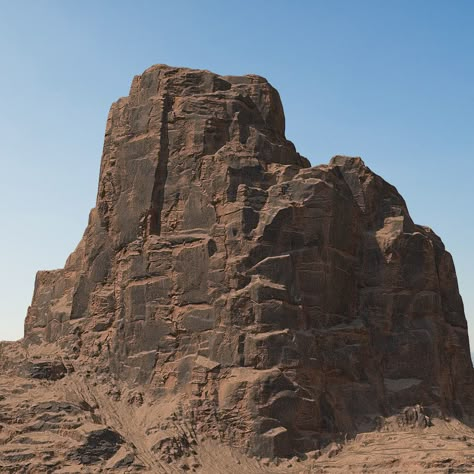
[2, 65, 473, 469]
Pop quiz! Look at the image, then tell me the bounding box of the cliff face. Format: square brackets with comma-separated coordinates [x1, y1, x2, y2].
[16, 65, 474, 458]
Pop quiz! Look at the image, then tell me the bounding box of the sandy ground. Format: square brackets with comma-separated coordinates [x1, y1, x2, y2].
[1, 369, 474, 473]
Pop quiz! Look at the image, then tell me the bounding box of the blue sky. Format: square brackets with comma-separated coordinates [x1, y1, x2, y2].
[0, 1, 472, 342]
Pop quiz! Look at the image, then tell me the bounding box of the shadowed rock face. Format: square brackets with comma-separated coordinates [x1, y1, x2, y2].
[21, 65, 473, 457]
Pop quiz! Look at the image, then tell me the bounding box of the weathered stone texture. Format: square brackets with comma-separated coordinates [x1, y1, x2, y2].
[20, 65, 474, 458]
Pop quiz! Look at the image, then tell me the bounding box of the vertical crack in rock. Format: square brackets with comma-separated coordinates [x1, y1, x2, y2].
[148, 93, 172, 236]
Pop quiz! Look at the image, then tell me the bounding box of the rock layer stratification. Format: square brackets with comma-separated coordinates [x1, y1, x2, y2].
[12, 65, 474, 460]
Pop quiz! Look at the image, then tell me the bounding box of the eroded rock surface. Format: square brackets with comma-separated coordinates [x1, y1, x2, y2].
[1, 65, 473, 471]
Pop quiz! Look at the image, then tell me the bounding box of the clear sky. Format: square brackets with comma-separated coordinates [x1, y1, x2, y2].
[0, 1, 472, 343]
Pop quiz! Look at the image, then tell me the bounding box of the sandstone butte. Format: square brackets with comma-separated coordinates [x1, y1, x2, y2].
[1, 65, 474, 473]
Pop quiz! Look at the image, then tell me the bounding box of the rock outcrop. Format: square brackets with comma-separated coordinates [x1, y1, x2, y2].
[2, 65, 473, 470]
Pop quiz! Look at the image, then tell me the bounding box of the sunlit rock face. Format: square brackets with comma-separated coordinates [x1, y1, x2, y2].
[23, 65, 473, 457]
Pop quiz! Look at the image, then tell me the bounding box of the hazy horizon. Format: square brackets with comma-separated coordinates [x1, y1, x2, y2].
[0, 1, 472, 344]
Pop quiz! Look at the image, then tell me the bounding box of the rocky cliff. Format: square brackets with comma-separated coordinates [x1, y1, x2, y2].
[1, 65, 473, 471]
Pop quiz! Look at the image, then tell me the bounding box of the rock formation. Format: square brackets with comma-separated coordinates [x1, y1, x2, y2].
[1, 65, 473, 471]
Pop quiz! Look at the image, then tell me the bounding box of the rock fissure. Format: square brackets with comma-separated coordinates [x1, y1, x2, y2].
[148, 93, 173, 236]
